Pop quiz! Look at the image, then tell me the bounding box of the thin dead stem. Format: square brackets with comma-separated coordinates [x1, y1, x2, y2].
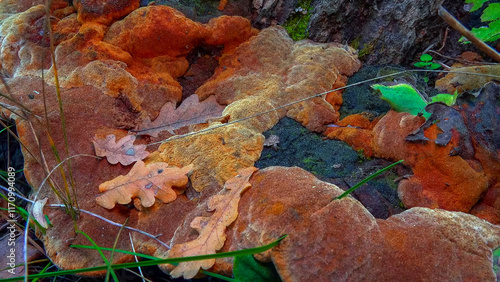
[129, 233, 147, 282]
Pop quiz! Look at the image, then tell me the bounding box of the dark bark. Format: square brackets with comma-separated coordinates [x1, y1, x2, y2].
[308, 0, 447, 65]
[251, 0, 466, 65]
[252, 0, 299, 28]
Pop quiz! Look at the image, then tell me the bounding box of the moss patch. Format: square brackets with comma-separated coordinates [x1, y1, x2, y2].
[255, 117, 360, 178]
[282, 0, 313, 41]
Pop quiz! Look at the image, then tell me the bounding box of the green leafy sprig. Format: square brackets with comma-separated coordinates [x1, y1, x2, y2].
[371, 83, 458, 120]
[461, 0, 500, 44]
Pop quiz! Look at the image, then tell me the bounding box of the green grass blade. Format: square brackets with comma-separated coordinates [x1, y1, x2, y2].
[106, 219, 129, 282]
[0, 168, 23, 178]
[75, 230, 119, 282]
[2, 235, 287, 281]
[0, 196, 43, 233]
[0, 124, 13, 133]
[32, 261, 53, 282]
[0, 203, 47, 234]
[0, 259, 50, 273]
[71, 245, 159, 260]
[200, 269, 236, 281]
[334, 160, 404, 200]
[72, 245, 236, 281]
[72, 243, 235, 280]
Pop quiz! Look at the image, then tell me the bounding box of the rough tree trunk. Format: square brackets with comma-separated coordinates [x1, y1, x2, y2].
[251, 0, 465, 65]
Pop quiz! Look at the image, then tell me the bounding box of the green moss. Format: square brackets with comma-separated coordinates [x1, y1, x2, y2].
[298, 127, 309, 134]
[356, 149, 367, 162]
[302, 156, 322, 174]
[384, 174, 399, 190]
[283, 0, 313, 41]
[256, 118, 360, 179]
[302, 156, 317, 164]
[350, 36, 362, 50]
[311, 134, 322, 141]
[357, 41, 375, 60]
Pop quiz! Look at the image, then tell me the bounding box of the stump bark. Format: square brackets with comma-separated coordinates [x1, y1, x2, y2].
[251, 0, 466, 65]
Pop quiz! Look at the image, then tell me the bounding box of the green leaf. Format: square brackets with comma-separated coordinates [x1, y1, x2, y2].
[428, 62, 442, 70]
[494, 246, 500, 277]
[488, 19, 500, 40]
[371, 84, 430, 119]
[481, 3, 500, 22]
[470, 22, 500, 42]
[462, 1, 500, 44]
[466, 0, 489, 12]
[430, 91, 457, 106]
[419, 54, 433, 62]
[480, 19, 500, 42]
[414, 62, 430, 68]
[233, 255, 281, 282]
[459, 35, 471, 44]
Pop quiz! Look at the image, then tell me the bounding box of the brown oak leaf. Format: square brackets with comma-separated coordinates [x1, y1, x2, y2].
[92, 134, 149, 166]
[168, 167, 258, 279]
[135, 94, 225, 137]
[96, 161, 193, 209]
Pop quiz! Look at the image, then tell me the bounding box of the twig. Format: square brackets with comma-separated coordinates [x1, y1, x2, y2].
[0, 185, 172, 250]
[436, 60, 451, 70]
[437, 27, 449, 53]
[129, 233, 147, 282]
[438, 5, 500, 62]
[123, 268, 152, 282]
[422, 43, 435, 55]
[427, 50, 499, 65]
[47, 204, 172, 249]
[0, 185, 31, 202]
[0, 211, 45, 255]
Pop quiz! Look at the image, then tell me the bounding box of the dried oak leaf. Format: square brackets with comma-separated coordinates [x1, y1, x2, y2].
[169, 167, 258, 279]
[96, 161, 193, 209]
[93, 134, 149, 166]
[135, 94, 225, 137]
